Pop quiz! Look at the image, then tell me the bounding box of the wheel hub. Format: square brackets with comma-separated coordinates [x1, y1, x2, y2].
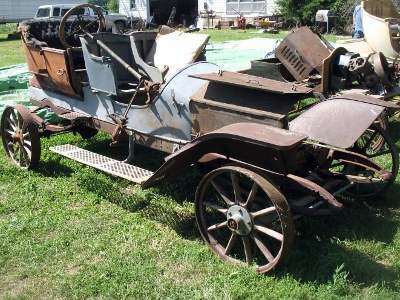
[226, 205, 253, 235]
[12, 128, 23, 143]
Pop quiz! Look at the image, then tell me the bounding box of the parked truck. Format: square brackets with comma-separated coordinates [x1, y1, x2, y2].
[0, 0, 86, 24]
[35, 3, 131, 31]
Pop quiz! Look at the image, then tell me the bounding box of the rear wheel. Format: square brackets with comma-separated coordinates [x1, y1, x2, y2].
[195, 165, 294, 273]
[341, 123, 398, 197]
[1, 105, 41, 169]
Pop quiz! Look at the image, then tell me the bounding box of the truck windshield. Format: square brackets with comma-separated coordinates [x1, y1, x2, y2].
[61, 8, 85, 16]
[35, 8, 50, 18]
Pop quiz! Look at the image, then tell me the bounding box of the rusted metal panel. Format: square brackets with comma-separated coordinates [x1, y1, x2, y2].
[190, 99, 287, 134]
[22, 41, 79, 97]
[143, 123, 307, 188]
[289, 98, 384, 148]
[208, 123, 307, 150]
[189, 71, 313, 94]
[190, 80, 310, 134]
[330, 93, 400, 109]
[247, 58, 296, 82]
[275, 27, 331, 82]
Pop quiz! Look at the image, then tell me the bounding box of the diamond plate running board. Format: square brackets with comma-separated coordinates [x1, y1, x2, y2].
[49, 144, 153, 184]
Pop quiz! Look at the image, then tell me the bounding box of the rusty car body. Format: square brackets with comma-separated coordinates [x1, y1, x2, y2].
[1, 4, 399, 274]
[245, 26, 398, 100]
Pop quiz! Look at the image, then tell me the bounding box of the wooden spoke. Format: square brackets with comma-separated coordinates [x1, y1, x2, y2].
[207, 221, 228, 232]
[252, 234, 274, 263]
[251, 206, 277, 218]
[230, 172, 244, 204]
[254, 225, 283, 242]
[242, 236, 253, 264]
[6, 116, 16, 130]
[203, 201, 228, 215]
[224, 233, 238, 255]
[245, 182, 259, 208]
[211, 180, 235, 207]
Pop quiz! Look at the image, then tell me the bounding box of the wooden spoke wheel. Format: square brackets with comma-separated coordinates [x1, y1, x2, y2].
[59, 4, 105, 49]
[1, 105, 41, 169]
[195, 165, 294, 273]
[343, 123, 398, 198]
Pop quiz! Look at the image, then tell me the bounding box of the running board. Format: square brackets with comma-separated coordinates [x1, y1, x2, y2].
[49, 144, 153, 184]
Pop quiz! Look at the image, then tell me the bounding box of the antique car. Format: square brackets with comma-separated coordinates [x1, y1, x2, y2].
[1, 4, 399, 274]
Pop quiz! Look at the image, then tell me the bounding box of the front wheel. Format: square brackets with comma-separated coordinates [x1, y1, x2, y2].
[195, 165, 294, 273]
[1, 105, 41, 169]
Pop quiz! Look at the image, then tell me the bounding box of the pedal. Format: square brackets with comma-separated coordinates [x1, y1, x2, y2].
[49, 144, 153, 184]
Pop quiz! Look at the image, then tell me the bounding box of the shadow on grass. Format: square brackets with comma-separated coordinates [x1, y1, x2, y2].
[277, 185, 400, 288]
[64, 141, 400, 289]
[31, 121, 400, 288]
[76, 141, 203, 239]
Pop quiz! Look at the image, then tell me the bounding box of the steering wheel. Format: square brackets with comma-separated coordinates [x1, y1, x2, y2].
[59, 4, 105, 49]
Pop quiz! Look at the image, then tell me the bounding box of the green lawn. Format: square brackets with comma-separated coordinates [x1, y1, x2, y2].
[0, 25, 398, 299]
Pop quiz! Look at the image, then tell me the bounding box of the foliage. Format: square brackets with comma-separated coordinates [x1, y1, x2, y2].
[331, 0, 359, 35]
[88, 0, 119, 13]
[87, 0, 108, 7]
[276, 0, 337, 26]
[107, 0, 119, 13]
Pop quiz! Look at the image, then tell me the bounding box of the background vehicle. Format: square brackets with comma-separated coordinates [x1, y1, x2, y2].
[0, 0, 86, 24]
[34, 3, 130, 32]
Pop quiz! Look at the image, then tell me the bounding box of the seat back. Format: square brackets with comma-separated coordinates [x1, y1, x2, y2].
[145, 26, 210, 81]
[80, 36, 119, 95]
[80, 32, 165, 95]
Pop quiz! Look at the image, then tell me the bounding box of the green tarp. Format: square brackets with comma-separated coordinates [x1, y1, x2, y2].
[0, 64, 57, 121]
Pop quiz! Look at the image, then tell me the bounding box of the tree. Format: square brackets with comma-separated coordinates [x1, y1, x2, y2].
[331, 0, 359, 34]
[107, 0, 119, 13]
[276, 0, 336, 26]
[87, 0, 108, 7]
[87, 0, 119, 13]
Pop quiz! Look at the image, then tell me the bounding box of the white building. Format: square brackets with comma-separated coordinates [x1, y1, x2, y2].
[205, 0, 278, 17]
[119, 0, 279, 26]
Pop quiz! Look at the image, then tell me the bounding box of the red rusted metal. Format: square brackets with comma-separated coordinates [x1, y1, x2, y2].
[190, 71, 313, 94]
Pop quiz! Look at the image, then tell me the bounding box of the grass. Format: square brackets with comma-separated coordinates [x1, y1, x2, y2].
[0, 24, 25, 68]
[201, 28, 351, 43]
[1, 131, 399, 299]
[0, 24, 399, 299]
